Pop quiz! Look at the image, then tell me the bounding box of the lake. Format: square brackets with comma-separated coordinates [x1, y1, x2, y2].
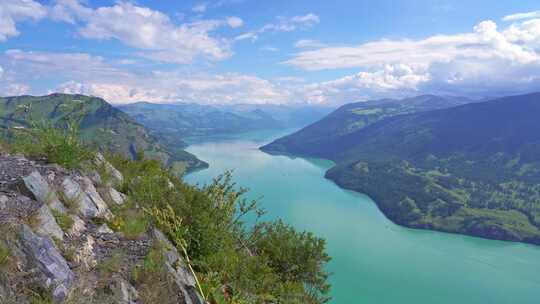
[184, 129, 540, 304]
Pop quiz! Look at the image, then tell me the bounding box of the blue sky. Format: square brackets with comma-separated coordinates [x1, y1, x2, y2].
[0, 0, 540, 105]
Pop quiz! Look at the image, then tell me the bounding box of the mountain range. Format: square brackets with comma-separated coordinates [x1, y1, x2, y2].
[262, 93, 540, 245]
[118, 102, 333, 139]
[0, 94, 207, 173]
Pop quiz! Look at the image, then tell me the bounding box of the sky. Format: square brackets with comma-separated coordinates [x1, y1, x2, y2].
[0, 0, 540, 105]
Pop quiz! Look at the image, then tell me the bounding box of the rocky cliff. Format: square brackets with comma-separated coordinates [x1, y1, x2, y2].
[0, 152, 204, 303]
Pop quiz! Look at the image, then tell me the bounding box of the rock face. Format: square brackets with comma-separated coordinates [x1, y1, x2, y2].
[95, 153, 124, 186]
[61, 177, 100, 218]
[112, 277, 139, 304]
[20, 225, 74, 302]
[22, 170, 67, 213]
[152, 229, 204, 304]
[34, 204, 64, 241]
[0, 153, 203, 304]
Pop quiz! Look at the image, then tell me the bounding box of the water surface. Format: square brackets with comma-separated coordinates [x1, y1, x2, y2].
[184, 130, 540, 304]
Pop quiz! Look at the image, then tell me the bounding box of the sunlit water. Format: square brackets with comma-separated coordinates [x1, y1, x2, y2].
[184, 129, 540, 304]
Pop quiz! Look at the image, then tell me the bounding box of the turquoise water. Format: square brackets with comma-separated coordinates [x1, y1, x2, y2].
[184, 130, 540, 304]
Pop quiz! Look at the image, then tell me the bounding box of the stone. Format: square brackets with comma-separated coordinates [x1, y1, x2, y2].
[22, 171, 67, 213]
[95, 153, 123, 186]
[97, 224, 114, 234]
[61, 177, 99, 218]
[68, 215, 86, 237]
[20, 225, 74, 302]
[152, 229, 204, 304]
[0, 194, 7, 209]
[104, 187, 127, 205]
[34, 204, 64, 241]
[79, 177, 113, 220]
[111, 276, 139, 304]
[73, 235, 97, 270]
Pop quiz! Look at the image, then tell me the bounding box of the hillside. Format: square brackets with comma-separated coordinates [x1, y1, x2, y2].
[0, 94, 207, 173]
[263, 93, 540, 245]
[119, 102, 332, 139]
[261, 95, 471, 157]
[0, 129, 331, 303]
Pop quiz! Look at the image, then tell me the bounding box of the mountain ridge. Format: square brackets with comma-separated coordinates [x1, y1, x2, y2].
[262, 93, 540, 245]
[0, 93, 207, 173]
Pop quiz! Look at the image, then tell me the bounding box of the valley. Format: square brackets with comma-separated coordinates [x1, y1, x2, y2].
[185, 130, 540, 304]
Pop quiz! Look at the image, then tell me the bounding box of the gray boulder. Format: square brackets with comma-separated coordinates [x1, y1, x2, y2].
[79, 177, 112, 220]
[111, 276, 139, 304]
[95, 153, 123, 186]
[61, 177, 99, 218]
[34, 204, 64, 241]
[103, 187, 127, 205]
[20, 225, 74, 302]
[152, 229, 204, 304]
[22, 170, 67, 213]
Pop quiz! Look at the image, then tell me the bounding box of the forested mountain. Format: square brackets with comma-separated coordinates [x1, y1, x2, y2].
[0, 94, 207, 173]
[262, 93, 540, 245]
[118, 102, 332, 139]
[262, 95, 472, 157]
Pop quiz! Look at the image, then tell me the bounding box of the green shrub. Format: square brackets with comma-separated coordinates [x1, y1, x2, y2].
[11, 121, 93, 169]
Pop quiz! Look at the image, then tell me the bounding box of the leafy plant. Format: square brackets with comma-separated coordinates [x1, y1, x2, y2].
[11, 120, 93, 169]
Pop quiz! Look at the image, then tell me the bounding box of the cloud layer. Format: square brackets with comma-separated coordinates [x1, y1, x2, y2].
[287, 17, 540, 104]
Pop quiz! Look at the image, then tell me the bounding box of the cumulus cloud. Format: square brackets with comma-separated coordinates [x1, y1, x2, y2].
[0, 65, 3, 78]
[285, 17, 540, 103]
[55, 73, 289, 105]
[50, 0, 241, 64]
[299, 64, 430, 104]
[1, 49, 290, 104]
[0, 0, 47, 41]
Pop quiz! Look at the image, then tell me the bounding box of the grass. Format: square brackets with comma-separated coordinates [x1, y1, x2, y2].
[0, 242, 10, 267]
[52, 209, 74, 232]
[97, 250, 124, 275]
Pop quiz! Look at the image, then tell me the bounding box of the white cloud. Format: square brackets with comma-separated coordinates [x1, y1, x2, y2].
[287, 20, 539, 71]
[234, 31, 258, 42]
[260, 46, 279, 52]
[260, 13, 320, 32]
[503, 10, 540, 22]
[226, 16, 243, 28]
[3, 83, 30, 96]
[299, 64, 430, 104]
[295, 39, 327, 48]
[1, 49, 290, 104]
[51, 1, 238, 64]
[0, 0, 47, 41]
[282, 17, 540, 103]
[0, 65, 3, 78]
[235, 13, 320, 44]
[192, 3, 207, 13]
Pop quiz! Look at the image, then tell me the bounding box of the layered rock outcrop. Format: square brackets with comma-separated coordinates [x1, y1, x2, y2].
[0, 154, 204, 303]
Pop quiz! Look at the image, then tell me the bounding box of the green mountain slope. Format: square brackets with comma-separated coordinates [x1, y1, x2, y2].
[0, 94, 207, 173]
[261, 95, 471, 157]
[262, 93, 540, 245]
[119, 102, 332, 139]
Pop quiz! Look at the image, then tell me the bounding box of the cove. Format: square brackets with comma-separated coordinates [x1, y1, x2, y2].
[183, 129, 540, 304]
